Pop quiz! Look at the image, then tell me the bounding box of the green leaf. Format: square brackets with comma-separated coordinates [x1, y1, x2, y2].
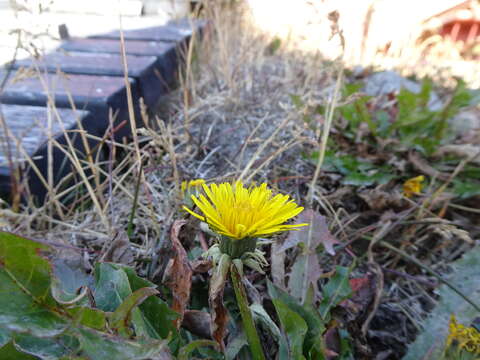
[0, 342, 38, 360]
[122, 267, 179, 340]
[178, 340, 218, 360]
[0, 232, 178, 359]
[109, 287, 159, 336]
[272, 299, 307, 360]
[66, 307, 106, 331]
[405, 246, 480, 360]
[93, 263, 133, 312]
[51, 258, 93, 305]
[0, 232, 53, 302]
[250, 303, 282, 341]
[77, 328, 171, 360]
[0, 327, 12, 347]
[267, 281, 325, 354]
[319, 266, 352, 319]
[452, 180, 480, 199]
[14, 333, 78, 360]
[225, 331, 248, 360]
[0, 232, 67, 337]
[290, 94, 304, 109]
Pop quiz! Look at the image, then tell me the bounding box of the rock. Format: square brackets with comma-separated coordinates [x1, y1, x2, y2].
[363, 71, 442, 111]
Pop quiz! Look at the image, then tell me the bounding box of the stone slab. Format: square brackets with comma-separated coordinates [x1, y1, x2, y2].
[0, 70, 138, 140]
[0, 104, 100, 203]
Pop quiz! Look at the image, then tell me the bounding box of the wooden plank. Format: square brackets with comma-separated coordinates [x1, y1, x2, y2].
[13, 51, 171, 107]
[0, 70, 137, 140]
[89, 24, 193, 43]
[167, 18, 209, 37]
[60, 38, 176, 57]
[14, 52, 155, 78]
[0, 104, 100, 203]
[59, 39, 178, 98]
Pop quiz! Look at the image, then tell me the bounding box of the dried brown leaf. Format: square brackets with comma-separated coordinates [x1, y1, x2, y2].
[100, 230, 134, 265]
[208, 253, 230, 350]
[163, 220, 193, 328]
[358, 189, 404, 211]
[435, 144, 480, 165]
[409, 152, 449, 181]
[191, 259, 213, 273]
[271, 240, 286, 289]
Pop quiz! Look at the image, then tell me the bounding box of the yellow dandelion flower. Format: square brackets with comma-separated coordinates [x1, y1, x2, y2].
[181, 179, 206, 193]
[183, 181, 308, 240]
[403, 175, 425, 198]
[446, 315, 480, 355]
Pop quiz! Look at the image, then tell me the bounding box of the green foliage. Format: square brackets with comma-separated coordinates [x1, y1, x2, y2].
[308, 150, 396, 186]
[272, 299, 307, 360]
[267, 266, 354, 359]
[0, 231, 177, 360]
[318, 266, 352, 319]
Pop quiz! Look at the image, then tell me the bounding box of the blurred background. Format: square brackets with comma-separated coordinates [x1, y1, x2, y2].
[1, 0, 480, 86]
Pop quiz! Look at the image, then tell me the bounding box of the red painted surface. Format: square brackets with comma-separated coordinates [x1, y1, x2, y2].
[440, 19, 480, 42]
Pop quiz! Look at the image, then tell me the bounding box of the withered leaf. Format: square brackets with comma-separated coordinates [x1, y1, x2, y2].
[100, 230, 134, 265]
[163, 220, 193, 328]
[279, 209, 339, 255]
[271, 240, 286, 289]
[286, 210, 339, 304]
[208, 253, 230, 350]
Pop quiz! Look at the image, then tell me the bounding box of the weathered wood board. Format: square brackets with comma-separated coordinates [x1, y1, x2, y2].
[60, 39, 178, 92]
[90, 25, 192, 43]
[0, 70, 138, 140]
[0, 18, 208, 204]
[60, 38, 176, 58]
[0, 104, 98, 203]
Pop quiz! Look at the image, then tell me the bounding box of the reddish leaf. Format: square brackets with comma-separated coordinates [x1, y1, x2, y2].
[163, 220, 193, 328]
[349, 277, 370, 292]
[340, 275, 375, 317]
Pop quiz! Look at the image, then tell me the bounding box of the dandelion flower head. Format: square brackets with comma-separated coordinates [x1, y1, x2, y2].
[446, 315, 480, 355]
[183, 181, 308, 240]
[403, 175, 425, 198]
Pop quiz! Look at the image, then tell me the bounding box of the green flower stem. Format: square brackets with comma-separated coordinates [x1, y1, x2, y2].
[230, 263, 265, 360]
[220, 236, 257, 259]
